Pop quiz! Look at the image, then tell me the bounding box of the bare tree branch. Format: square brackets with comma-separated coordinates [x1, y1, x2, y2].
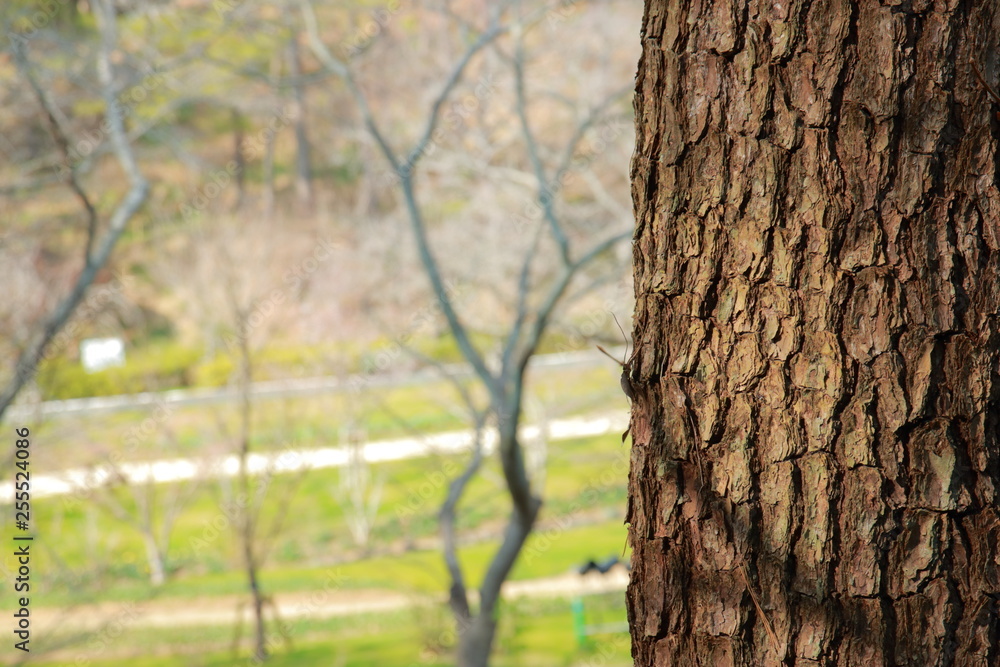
[301, 0, 507, 400]
[397, 180, 501, 397]
[517, 230, 632, 376]
[10, 41, 99, 260]
[299, 0, 400, 169]
[551, 88, 632, 190]
[363, 313, 494, 624]
[440, 412, 486, 623]
[402, 14, 507, 172]
[512, 31, 571, 266]
[0, 0, 150, 421]
[500, 225, 544, 393]
[297, 4, 631, 663]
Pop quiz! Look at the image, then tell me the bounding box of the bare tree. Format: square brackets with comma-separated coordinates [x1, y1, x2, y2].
[198, 224, 278, 663]
[286, 30, 314, 211]
[230, 298, 269, 663]
[175, 217, 304, 663]
[0, 0, 149, 420]
[335, 419, 384, 555]
[90, 435, 199, 587]
[301, 3, 631, 664]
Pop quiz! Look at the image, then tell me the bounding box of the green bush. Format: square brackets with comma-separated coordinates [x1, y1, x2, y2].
[37, 343, 200, 400]
[33, 332, 556, 401]
[189, 354, 236, 388]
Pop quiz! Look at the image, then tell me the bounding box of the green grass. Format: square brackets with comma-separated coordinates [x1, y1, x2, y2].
[30, 593, 631, 667]
[9, 517, 628, 616]
[31, 326, 597, 402]
[2, 428, 628, 609]
[4, 351, 630, 666]
[25, 360, 622, 470]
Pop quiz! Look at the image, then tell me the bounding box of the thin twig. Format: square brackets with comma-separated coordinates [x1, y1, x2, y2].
[738, 563, 780, 652]
[10, 40, 99, 262]
[500, 223, 544, 381]
[512, 28, 570, 266]
[301, 0, 508, 400]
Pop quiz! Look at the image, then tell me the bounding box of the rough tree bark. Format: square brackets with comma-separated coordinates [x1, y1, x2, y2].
[627, 1, 1000, 665]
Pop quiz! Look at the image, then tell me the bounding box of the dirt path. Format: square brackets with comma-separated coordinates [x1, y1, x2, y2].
[35, 569, 629, 631]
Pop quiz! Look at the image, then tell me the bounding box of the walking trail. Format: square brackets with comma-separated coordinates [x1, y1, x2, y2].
[35, 568, 630, 631]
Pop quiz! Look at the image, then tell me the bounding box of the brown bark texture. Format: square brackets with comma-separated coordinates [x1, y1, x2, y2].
[627, 1, 1000, 665]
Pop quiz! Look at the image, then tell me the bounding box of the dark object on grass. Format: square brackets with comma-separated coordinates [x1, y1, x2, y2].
[577, 555, 627, 575]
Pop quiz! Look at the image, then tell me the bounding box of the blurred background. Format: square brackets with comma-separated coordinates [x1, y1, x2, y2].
[0, 0, 640, 664]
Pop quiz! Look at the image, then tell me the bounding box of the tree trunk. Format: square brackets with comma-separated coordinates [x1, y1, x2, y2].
[448, 473, 539, 667]
[262, 128, 277, 220]
[287, 33, 313, 212]
[245, 537, 267, 663]
[262, 54, 280, 220]
[235, 320, 267, 663]
[457, 614, 498, 667]
[627, 1, 1000, 665]
[142, 531, 166, 587]
[232, 107, 246, 212]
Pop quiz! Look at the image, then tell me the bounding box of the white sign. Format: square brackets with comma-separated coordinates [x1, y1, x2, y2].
[80, 338, 125, 373]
